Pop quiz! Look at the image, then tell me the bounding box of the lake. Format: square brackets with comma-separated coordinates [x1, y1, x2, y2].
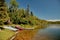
[13, 24, 60, 40]
[33, 24, 60, 40]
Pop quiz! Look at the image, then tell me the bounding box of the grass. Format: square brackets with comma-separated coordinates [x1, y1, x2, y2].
[0, 29, 15, 40]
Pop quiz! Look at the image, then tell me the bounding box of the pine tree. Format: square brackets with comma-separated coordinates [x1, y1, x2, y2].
[31, 11, 33, 16]
[26, 4, 30, 16]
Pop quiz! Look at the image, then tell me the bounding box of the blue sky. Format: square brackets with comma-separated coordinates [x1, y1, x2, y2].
[6, 0, 60, 20]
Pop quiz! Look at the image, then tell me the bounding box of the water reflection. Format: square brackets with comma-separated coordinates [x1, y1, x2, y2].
[33, 24, 60, 40]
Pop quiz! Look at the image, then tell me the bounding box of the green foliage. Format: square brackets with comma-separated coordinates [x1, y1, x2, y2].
[0, 20, 4, 25]
[0, 0, 48, 29]
[10, 0, 18, 7]
[0, 12, 9, 21]
[0, 0, 9, 25]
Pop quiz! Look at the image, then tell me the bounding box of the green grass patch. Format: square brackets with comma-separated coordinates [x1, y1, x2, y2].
[0, 29, 15, 40]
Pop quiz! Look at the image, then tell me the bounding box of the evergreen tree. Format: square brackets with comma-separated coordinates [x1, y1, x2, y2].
[31, 11, 33, 16]
[26, 4, 30, 16]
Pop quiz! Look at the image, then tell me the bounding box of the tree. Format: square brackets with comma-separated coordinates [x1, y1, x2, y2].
[31, 11, 33, 16]
[10, 0, 18, 7]
[9, 0, 19, 24]
[0, 0, 9, 25]
[9, 0, 18, 13]
[25, 4, 30, 16]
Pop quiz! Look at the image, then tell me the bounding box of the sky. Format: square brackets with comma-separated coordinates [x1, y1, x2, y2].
[6, 0, 60, 20]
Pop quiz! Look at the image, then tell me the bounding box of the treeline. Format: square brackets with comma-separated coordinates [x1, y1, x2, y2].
[48, 21, 60, 24]
[0, 0, 48, 27]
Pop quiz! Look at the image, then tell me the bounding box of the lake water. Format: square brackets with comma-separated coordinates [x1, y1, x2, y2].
[33, 24, 60, 40]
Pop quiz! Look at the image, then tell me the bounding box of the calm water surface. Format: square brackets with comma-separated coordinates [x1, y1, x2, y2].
[33, 24, 60, 40]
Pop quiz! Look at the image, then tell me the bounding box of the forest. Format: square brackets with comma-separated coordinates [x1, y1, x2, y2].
[48, 21, 60, 24]
[0, 0, 48, 28]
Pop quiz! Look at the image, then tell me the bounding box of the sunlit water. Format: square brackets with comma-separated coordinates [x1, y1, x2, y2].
[33, 24, 60, 40]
